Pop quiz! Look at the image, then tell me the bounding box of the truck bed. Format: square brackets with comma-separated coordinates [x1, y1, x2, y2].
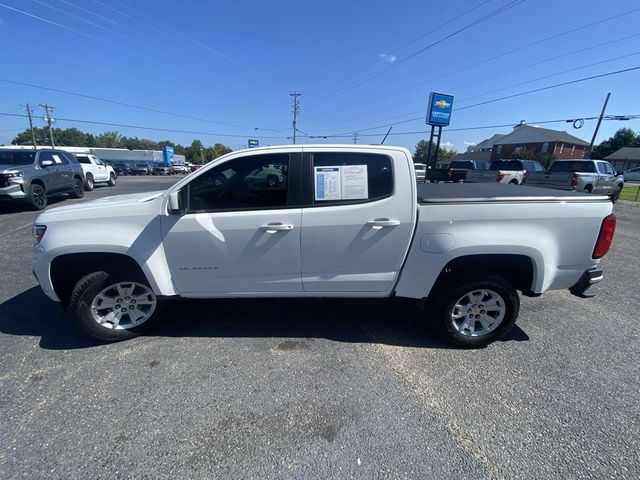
[417, 182, 609, 204]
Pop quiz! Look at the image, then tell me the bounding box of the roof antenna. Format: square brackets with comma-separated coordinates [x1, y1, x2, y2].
[380, 126, 393, 144]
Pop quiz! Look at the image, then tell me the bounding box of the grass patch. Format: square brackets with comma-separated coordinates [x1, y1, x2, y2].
[620, 184, 640, 202]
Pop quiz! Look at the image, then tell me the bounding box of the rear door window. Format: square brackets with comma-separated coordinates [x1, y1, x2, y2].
[312, 152, 392, 204]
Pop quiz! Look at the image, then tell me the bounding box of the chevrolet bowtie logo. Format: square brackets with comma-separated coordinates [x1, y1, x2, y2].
[434, 99, 451, 109]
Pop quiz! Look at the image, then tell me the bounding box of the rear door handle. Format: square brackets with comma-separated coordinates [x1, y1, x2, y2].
[260, 222, 293, 233]
[368, 218, 400, 229]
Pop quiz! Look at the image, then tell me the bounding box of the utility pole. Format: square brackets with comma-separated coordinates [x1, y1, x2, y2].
[352, 132, 359, 144]
[39, 103, 55, 148]
[290, 91, 300, 144]
[21, 103, 38, 149]
[586, 92, 611, 158]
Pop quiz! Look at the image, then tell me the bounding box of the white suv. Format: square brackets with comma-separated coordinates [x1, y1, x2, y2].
[74, 154, 117, 190]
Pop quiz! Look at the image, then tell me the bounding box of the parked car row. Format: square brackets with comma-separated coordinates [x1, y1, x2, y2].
[109, 161, 190, 176]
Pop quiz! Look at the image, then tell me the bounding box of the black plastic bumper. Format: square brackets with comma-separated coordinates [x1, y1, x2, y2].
[569, 267, 603, 298]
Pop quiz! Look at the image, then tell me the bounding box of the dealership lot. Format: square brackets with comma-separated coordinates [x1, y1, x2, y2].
[0, 177, 638, 479]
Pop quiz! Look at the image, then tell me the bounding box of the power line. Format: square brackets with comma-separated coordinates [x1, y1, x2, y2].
[305, 0, 527, 109]
[0, 2, 136, 54]
[305, 6, 640, 123]
[0, 112, 288, 140]
[321, 64, 640, 137]
[305, 0, 492, 100]
[0, 78, 287, 132]
[456, 49, 640, 104]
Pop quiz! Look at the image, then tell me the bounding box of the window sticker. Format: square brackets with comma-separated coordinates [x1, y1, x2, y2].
[314, 167, 341, 201]
[314, 165, 368, 201]
[341, 165, 368, 200]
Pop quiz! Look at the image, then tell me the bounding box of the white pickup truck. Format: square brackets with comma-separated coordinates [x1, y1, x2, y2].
[74, 153, 117, 191]
[465, 159, 546, 185]
[31, 145, 617, 347]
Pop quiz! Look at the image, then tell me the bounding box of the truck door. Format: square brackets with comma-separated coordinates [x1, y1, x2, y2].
[92, 156, 109, 181]
[300, 149, 415, 293]
[36, 151, 63, 193]
[162, 151, 303, 294]
[595, 162, 613, 195]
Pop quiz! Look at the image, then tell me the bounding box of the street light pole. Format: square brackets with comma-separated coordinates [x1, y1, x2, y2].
[586, 92, 611, 158]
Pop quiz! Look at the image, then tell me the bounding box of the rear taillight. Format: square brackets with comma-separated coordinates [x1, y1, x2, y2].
[447, 169, 452, 179]
[592, 214, 616, 259]
[497, 172, 505, 182]
[523, 172, 528, 184]
[570, 172, 579, 188]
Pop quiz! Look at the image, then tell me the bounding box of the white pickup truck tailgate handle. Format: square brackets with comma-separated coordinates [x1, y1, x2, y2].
[260, 223, 293, 233]
[368, 218, 401, 229]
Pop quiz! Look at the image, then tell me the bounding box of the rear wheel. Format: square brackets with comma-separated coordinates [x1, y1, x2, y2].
[265, 174, 278, 187]
[509, 179, 519, 185]
[583, 185, 593, 194]
[28, 183, 47, 210]
[85, 173, 94, 191]
[107, 172, 116, 186]
[70, 176, 85, 198]
[428, 275, 519, 348]
[67, 271, 161, 342]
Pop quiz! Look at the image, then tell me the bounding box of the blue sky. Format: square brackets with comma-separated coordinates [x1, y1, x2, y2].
[1, 0, 639, 152]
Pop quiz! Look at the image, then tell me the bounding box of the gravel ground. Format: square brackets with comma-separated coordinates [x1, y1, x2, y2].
[0, 177, 638, 479]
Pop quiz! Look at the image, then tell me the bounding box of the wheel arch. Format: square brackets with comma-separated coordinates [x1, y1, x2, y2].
[429, 254, 537, 299]
[50, 252, 149, 306]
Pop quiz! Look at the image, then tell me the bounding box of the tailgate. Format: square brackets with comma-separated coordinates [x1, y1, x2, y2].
[526, 172, 573, 189]
[465, 170, 497, 183]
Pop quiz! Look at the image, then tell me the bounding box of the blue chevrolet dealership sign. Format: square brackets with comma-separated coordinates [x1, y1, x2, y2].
[427, 92, 454, 126]
[248, 139, 259, 148]
[162, 145, 174, 165]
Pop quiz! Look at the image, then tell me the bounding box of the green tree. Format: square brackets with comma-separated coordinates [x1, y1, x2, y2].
[56, 128, 88, 146]
[592, 127, 639, 159]
[93, 130, 122, 148]
[413, 139, 456, 164]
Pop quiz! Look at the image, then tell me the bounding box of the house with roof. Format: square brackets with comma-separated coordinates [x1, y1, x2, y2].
[490, 122, 589, 161]
[603, 147, 640, 171]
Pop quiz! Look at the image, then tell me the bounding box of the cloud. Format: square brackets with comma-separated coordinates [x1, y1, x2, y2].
[442, 141, 454, 148]
[464, 141, 476, 146]
[379, 54, 396, 64]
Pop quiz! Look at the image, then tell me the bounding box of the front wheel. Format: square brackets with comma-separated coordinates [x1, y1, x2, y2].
[611, 185, 622, 203]
[67, 271, 161, 342]
[28, 183, 47, 210]
[428, 275, 519, 348]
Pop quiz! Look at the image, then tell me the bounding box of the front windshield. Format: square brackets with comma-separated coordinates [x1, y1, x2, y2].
[0, 150, 36, 165]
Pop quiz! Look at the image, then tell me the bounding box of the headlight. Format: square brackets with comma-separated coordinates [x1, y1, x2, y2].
[32, 224, 47, 244]
[3, 172, 23, 184]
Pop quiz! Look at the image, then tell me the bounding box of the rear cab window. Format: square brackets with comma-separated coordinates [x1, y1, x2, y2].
[312, 152, 393, 205]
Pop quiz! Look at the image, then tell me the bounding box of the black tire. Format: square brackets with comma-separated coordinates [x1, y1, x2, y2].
[509, 179, 519, 185]
[611, 185, 622, 203]
[67, 271, 162, 342]
[28, 182, 47, 210]
[428, 275, 520, 348]
[85, 173, 95, 191]
[265, 174, 278, 187]
[583, 185, 593, 194]
[107, 172, 116, 187]
[70, 176, 85, 199]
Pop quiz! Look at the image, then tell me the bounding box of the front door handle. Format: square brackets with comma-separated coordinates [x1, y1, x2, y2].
[368, 218, 400, 229]
[260, 222, 293, 233]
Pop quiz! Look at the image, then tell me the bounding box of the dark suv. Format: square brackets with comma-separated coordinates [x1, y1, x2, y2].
[0, 148, 85, 210]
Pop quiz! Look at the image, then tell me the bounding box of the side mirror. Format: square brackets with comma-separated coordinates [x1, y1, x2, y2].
[168, 190, 184, 215]
[40, 160, 54, 167]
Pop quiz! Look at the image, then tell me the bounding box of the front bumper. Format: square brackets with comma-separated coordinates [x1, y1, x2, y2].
[32, 247, 60, 302]
[0, 183, 27, 201]
[569, 267, 603, 298]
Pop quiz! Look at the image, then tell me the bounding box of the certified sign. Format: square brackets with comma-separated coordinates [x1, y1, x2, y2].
[426, 92, 454, 126]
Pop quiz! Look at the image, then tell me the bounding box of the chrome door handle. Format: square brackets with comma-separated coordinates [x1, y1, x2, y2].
[260, 223, 293, 233]
[368, 218, 400, 229]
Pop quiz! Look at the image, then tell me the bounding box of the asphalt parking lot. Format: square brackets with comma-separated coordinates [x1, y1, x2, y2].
[0, 176, 638, 479]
